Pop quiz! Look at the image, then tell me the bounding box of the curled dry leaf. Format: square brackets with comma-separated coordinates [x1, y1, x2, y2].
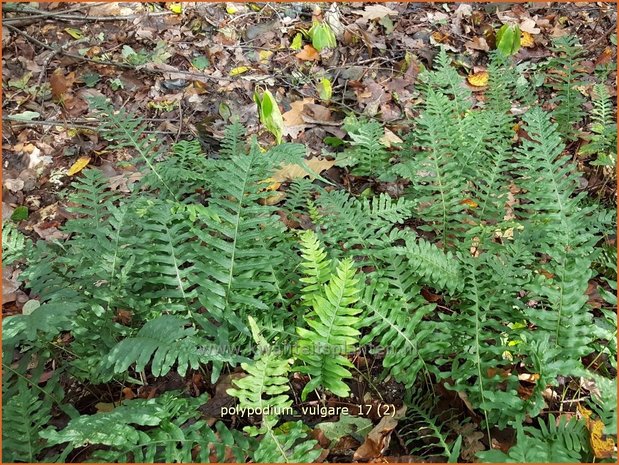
[353, 405, 406, 461]
[296, 45, 320, 61]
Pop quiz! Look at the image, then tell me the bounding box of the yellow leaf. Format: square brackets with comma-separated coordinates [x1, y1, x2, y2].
[579, 405, 616, 459]
[67, 156, 91, 176]
[467, 71, 489, 87]
[460, 198, 479, 209]
[229, 66, 249, 76]
[589, 418, 615, 459]
[259, 50, 273, 63]
[521, 31, 535, 48]
[95, 402, 117, 413]
[64, 27, 83, 39]
[226, 3, 238, 14]
[168, 3, 182, 14]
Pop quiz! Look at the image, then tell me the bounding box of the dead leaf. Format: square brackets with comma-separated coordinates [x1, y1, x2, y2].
[271, 157, 336, 183]
[67, 156, 91, 176]
[95, 402, 118, 413]
[465, 36, 490, 51]
[2, 266, 19, 305]
[50, 70, 76, 101]
[33, 225, 68, 241]
[578, 405, 615, 459]
[114, 309, 133, 325]
[467, 71, 489, 87]
[352, 5, 398, 24]
[380, 128, 402, 147]
[595, 47, 613, 67]
[353, 406, 406, 461]
[460, 198, 479, 209]
[296, 45, 320, 61]
[519, 18, 540, 34]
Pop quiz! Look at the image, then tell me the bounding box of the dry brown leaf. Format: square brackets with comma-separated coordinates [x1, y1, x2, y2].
[577, 406, 615, 459]
[271, 157, 336, 183]
[465, 36, 490, 51]
[353, 406, 406, 461]
[50, 70, 76, 101]
[296, 45, 320, 61]
[467, 71, 489, 87]
[519, 18, 541, 34]
[352, 4, 398, 23]
[595, 47, 613, 67]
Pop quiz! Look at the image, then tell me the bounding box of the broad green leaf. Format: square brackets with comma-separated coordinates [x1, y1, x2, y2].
[496, 24, 521, 56]
[254, 89, 284, 144]
[309, 21, 336, 51]
[191, 55, 210, 70]
[290, 32, 303, 51]
[11, 206, 29, 221]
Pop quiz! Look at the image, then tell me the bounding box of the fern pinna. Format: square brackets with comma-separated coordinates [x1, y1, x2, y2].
[2, 36, 615, 463]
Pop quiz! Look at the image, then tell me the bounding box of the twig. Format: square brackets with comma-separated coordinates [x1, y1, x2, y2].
[3, 7, 174, 25]
[586, 25, 615, 51]
[5, 24, 133, 69]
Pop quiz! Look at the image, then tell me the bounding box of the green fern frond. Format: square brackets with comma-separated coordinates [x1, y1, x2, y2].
[360, 280, 444, 388]
[579, 84, 617, 169]
[314, 190, 414, 267]
[341, 119, 391, 176]
[477, 414, 589, 463]
[252, 420, 322, 463]
[2, 221, 29, 265]
[387, 234, 462, 293]
[89, 97, 177, 199]
[42, 392, 253, 463]
[104, 315, 236, 377]
[2, 378, 53, 462]
[546, 36, 586, 140]
[296, 232, 362, 399]
[516, 108, 597, 358]
[401, 389, 462, 461]
[220, 121, 247, 159]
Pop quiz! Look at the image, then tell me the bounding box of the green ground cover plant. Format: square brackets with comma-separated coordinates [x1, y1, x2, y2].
[3, 42, 616, 463]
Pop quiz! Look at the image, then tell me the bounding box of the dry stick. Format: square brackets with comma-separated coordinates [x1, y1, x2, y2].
[5, 24, 134, 69]
[3, 9, 174, 25]
[3, 118, 178, 136]
[586, 25, 615, 51]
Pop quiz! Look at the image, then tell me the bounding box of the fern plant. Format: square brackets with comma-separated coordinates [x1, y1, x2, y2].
[2, 220, 29, 265]
[477, 414, 590, 463]
[296, 230, 363, 399]
[40, 392, 253, 463]
[545, 36, 586, 140]
[3, 40, 615, 464]
[579, 84, 617, 171]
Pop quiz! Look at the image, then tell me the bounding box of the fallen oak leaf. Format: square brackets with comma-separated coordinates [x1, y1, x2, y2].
[352, 5, 398, 23]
